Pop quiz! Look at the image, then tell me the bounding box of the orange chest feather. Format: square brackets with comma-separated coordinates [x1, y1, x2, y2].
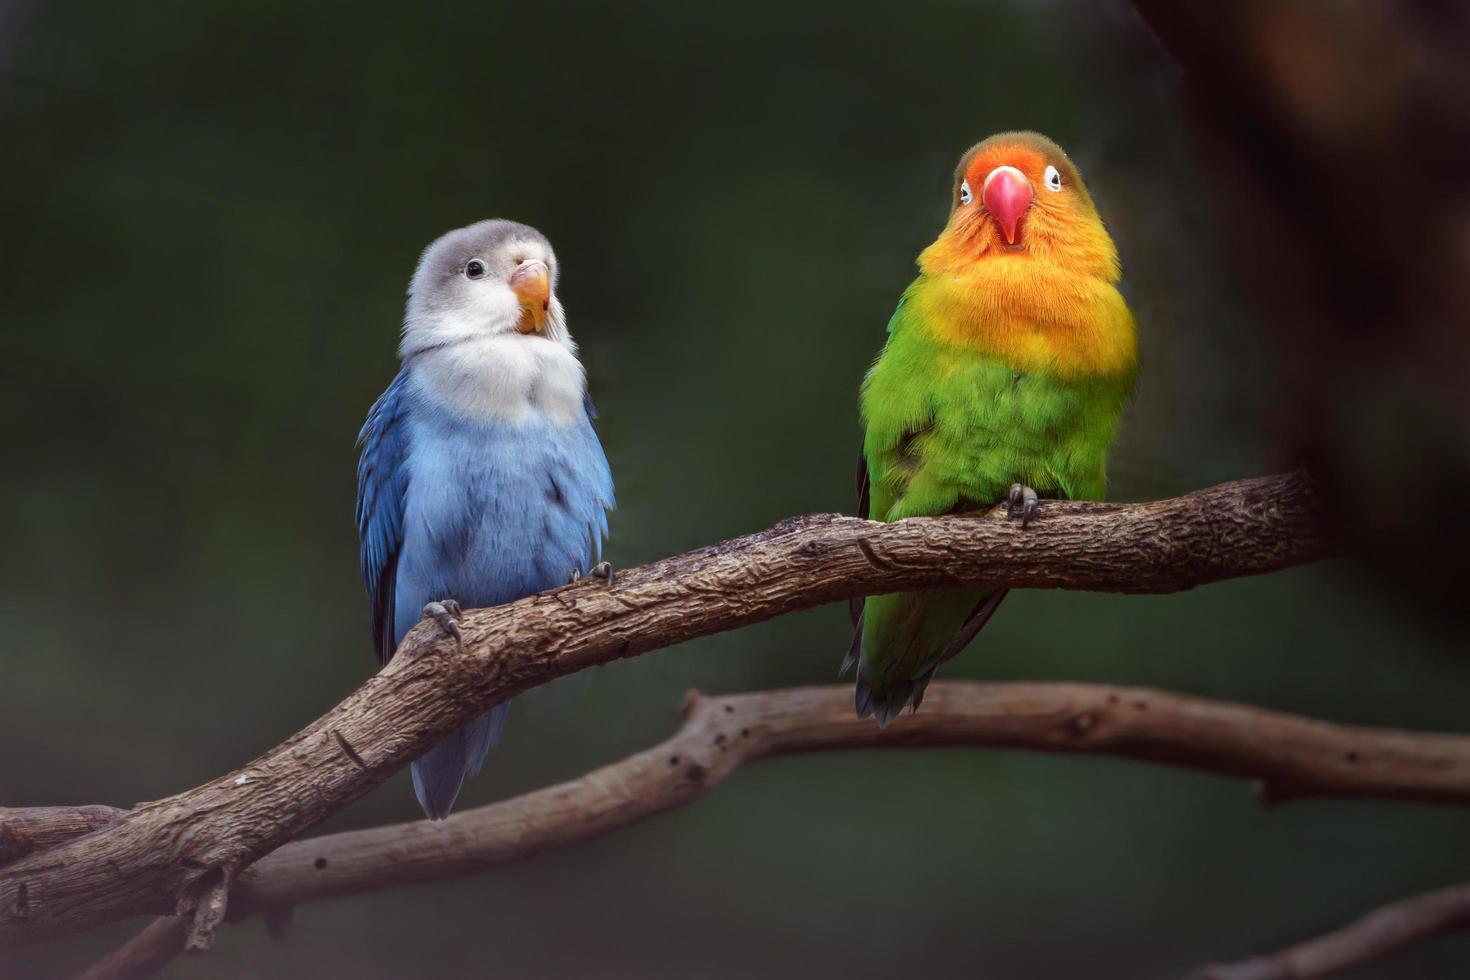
[911, 246, 1138, 380]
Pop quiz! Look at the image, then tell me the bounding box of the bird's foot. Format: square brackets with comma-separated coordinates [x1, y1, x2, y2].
[568, 562, 613, 586]
[421, 600, 464, 651]
[1007, 484, 1040, 528]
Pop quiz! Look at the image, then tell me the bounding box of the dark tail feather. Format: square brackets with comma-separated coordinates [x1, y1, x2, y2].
[411, 701, 511, 820]
[854, 674, 912, 729]
[850, 590, 1011, 727]
[848, 606, 912, 727]
[931, 590, 1009, 672]
[855, 674, 875, 719]
[874, 698, 906, 728]
[839, 620, 862, 677]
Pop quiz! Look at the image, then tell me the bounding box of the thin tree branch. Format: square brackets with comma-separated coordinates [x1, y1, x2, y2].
[72, 909, 292, 980]
[0, 472, 1330, 950]
[1187, 881, 1470, 980]
[80, 679, 1470, 980]
[74, 918, 184, 980]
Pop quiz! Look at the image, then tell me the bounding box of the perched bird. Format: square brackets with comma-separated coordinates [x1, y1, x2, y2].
[356, 220, 614, 818]
[846, 132, 1137, 726]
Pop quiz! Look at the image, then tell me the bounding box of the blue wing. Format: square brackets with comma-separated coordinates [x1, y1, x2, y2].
[356, 369, 412, 665]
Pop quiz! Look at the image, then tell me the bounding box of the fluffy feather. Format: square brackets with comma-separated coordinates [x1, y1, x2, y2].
[852, 133, 1136, 723]
[357, 220, 613, 818]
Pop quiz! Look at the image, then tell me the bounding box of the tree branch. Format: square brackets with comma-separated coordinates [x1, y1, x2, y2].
[1187, 881, 1470, 980]
[0, 472, 1330, 950]
[74, 918, 184, 980]
[0, 808, 126, 867]
[78, 679, 1470, 980]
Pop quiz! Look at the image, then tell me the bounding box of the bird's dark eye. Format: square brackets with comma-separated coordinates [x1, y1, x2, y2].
[464, 259, 487, 280]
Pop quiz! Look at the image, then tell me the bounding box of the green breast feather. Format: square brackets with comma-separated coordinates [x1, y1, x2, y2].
[851, 285, 1136, 725]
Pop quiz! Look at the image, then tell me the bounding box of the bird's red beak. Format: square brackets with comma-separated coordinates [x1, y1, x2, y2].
[982, 166, 1034, 246]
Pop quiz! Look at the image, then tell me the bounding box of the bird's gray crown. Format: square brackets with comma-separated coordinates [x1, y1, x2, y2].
[414, 219, 554, 293]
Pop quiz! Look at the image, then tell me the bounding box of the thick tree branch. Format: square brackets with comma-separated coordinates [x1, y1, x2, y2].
[0, 473, 1330, 950]
[79, 679, 1470, 980]
[1188, 881, 1470, 980]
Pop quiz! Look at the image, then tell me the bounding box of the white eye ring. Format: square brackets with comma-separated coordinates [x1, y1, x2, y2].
[959, 179, 973, 205]
[1043, 165, 1062, 192]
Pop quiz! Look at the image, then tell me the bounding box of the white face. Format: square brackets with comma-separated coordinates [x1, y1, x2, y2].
[400, 222, 570, 357]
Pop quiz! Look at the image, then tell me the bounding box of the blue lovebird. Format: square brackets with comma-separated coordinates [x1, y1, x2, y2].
[355, 220, 614, 819]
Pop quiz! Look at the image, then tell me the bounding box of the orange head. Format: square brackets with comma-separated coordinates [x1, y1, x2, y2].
[924, 131, 1119, 283]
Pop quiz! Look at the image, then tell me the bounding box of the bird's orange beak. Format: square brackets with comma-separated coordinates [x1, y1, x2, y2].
[510, 260, 551, 334]
[982, 166, 1034, 246]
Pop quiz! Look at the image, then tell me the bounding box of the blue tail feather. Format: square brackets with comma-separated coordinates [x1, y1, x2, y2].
[411, 702, 511, 820]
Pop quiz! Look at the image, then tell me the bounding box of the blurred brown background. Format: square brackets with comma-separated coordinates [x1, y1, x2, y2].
[2, 1, 1466, 977]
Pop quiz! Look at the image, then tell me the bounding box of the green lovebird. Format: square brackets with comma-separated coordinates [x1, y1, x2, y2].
[845, 131, 1138, 726]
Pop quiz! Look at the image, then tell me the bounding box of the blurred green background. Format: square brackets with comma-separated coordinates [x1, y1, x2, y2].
[2, 1, 1467, 977]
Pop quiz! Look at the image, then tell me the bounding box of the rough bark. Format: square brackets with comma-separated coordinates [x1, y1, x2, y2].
[0, 472, 1330, 950]
[0, 808, 126, 867]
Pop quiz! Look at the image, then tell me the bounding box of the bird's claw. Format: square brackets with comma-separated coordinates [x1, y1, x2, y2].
[1007, 484, 1039, 528]
[568, 562, 613, 587]
[421, 600, 464, 651]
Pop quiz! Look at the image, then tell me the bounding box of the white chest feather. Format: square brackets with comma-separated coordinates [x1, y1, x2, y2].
[410, 334, 587, 426]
